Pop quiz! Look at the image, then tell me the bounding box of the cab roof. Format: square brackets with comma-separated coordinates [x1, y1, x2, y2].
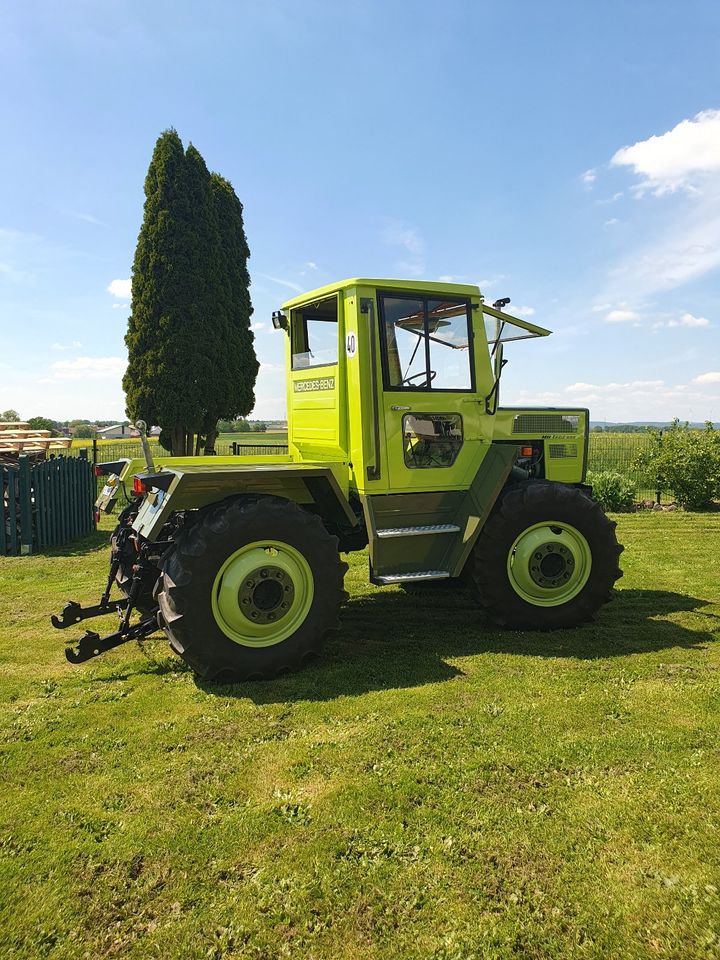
[280, 278, 552, 338]
[280, 278, 480, 310]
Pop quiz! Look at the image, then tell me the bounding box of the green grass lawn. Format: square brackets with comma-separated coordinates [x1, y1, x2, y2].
[1, 514, 719, 959]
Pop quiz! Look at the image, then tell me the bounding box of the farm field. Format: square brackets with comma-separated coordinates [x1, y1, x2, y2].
[71, 431, 654, 491]
[1, 513, 719, 958]
[70, 432, 289, 450]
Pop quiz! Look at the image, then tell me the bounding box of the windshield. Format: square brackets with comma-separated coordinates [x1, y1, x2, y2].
[379, 294, 474, 391]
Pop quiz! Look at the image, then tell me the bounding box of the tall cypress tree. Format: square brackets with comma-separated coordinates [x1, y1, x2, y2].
[205, 172, 257, 453]
[124, 130, 257, 455]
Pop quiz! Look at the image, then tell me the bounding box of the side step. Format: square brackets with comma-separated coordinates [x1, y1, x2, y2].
[376, 524, 461, 539]
[375, 570, 451, 585]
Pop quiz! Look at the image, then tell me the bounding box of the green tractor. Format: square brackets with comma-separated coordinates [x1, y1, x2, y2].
[53, 278, 623, 680]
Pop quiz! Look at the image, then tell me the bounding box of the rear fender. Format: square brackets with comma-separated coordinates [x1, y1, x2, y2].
[132, 462, 356, 541]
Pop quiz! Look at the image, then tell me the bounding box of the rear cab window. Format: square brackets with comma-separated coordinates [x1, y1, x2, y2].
[291, 296, 338, 369]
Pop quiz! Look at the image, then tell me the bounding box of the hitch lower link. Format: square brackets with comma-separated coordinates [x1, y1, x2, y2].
[52, 532, 160, 664]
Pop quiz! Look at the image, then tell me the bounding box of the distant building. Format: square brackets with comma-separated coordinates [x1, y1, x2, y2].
[96, 423, 134, 439]
[96, 423, 161, 439]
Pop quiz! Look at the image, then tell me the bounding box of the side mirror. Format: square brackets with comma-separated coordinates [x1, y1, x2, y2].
[272, 311, 288, 330]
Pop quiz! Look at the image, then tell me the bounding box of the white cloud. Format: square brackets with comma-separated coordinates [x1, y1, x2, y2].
[51, 340, 82, 350]
[694, 372, 720, 383]
[251, 321, 266, 332]
[507, 375, 720, 421]
[604, 218, 620, 227]
[597, 191, 624, 205]
[605, 309, 640, 323]
[256, 273, 304, 293]
[382, 220, 425, 277]
[47, 356, 126, 381]
[565, 379, 664, 394]
[107, 278, 131, 298]
[383, 221, 423, 255]
[477, 275, 508, 289]
[69, 210, 102, 225]
[592, 303, 612, 312]
[608, 206, 720, 295]
[512, 305, 535, 317]
[581, 169, 597, 184]
[600, 111, 720, 300]
[112, 302, 129, 310]
[305, 261, 318, 270]
[667, 312, 710, 328]
[611, 109, 720, 196]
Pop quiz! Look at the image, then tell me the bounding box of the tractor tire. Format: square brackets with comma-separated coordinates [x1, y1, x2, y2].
[156, 496, 348, 681]
[110, 522, 157, 614]
[469, 481, 623, 630]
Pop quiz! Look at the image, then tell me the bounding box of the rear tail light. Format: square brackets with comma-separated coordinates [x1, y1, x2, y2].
[93, 464, 103, 477]
[520, 446, 534, 457]
[132, 476, 147, 496]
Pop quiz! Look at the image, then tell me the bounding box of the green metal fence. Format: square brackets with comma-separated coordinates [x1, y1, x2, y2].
[1, 455, 96, 556]
[586, 432, 657, 501]
[65, 432, 662, 503]
[70, 439, 291, 462]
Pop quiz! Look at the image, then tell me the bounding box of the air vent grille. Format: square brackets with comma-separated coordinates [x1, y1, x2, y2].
[512, 414, 579, 434]
[548, 443, 578, 459]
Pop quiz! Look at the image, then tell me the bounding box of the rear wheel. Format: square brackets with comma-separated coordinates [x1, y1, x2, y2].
[469, 482, 623, 629]
[156, 496, 348, 681]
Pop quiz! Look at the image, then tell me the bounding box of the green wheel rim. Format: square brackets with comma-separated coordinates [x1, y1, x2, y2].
[211, 540, 314, 648]
[507, 521, 592, 607]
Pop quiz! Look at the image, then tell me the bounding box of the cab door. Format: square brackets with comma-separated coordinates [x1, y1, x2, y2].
[377, 292, 489, 491]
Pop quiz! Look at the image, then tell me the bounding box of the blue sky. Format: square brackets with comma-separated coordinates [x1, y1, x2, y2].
[1, 0, 719, 423]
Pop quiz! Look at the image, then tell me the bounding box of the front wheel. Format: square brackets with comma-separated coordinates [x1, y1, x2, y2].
[469, 482, 623, 629]
[156, 496, 348, 681]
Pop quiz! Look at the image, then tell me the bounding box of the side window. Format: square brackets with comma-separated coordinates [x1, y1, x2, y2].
[403, 413, 463, 468]
[292, 296, 338, 369]
[379, 294, 473, 391]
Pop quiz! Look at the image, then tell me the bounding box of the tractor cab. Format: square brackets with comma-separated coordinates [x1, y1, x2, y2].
[276, 278, 555, 496]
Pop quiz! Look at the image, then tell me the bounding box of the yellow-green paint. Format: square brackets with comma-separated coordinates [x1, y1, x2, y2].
[506, 520, 592, 605]
[118, 278, 590, 543]
[279, 278, 587, 495]
[211, 539, 314, 647]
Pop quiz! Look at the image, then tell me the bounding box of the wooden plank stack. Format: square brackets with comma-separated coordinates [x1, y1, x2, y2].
[0, 422, 73, 462]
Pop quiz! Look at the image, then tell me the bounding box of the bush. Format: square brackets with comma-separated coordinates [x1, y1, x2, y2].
[634, 420, 720, 510]
[587, 470, 637, 512]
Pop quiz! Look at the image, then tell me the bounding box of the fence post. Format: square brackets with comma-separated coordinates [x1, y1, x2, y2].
[17, 454, 33, 555]
[92, 437, 98, 465]
[655, 429, 663, 504]
[0, 467, 7, 555]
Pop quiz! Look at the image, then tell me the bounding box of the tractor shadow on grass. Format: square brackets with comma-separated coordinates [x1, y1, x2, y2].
[198, 587, 720, 705]
[34, 528, 109, 557]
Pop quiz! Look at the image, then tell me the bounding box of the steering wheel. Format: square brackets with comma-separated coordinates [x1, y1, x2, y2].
[402, 370, 437, 387]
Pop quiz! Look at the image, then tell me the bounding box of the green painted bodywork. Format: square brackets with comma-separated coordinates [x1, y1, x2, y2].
[506, 521, 592, 605]
[211, 539, 314, 647]
[116, 278, 591, 583]
[131, 461, 354, 541]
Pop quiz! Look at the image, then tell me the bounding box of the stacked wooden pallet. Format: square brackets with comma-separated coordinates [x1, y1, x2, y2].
[0, 422, 72, 461]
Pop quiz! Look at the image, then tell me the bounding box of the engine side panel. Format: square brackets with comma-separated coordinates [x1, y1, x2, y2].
[493, 407, 589, 483]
